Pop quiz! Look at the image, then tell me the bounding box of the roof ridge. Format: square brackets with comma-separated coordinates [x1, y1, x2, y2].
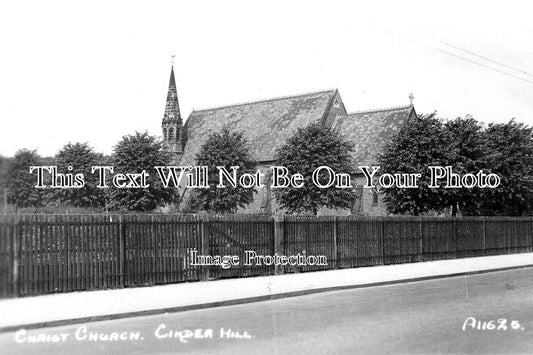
[192, 89, 338, 113]
[346, 104, 413, 115]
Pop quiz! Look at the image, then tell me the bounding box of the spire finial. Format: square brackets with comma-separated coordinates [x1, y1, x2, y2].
[171, 54, 175, 67]
[409, 93, 414, 105]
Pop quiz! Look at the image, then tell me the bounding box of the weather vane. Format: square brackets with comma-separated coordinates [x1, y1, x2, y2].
[171, 54, 175, 66]
[409, 93, 414, 105]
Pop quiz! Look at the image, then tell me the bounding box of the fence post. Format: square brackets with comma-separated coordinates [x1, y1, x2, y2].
[65, 215, 70, 293]
[482, 217, 487, 255]
[507, 217, 512, 254]
[333, 216, 339, 269]
[527, 217, 533, 251]
[119, 215, 125, 288]
[380, 217, 385, 265]
[419, 217, 423, 262]
[274, 213, 285, 275]
[198, 211, 210, 281]
[12, 215, 19, 297]
[151, 215, 157, 284]
[453, 218, 457, 259]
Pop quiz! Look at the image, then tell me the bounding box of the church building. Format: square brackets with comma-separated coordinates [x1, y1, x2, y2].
[160, 66, 417, 215]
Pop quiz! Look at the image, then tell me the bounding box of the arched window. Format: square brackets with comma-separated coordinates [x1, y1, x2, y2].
[372, 190, 379, 205]
[169, 128, 175, 141]
[163, 128, 167, 141]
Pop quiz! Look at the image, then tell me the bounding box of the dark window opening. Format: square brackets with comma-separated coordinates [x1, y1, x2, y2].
[372, 190, 379, 205]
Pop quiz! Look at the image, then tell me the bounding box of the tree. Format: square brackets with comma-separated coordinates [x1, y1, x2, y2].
[442, 116, 487, 216]
[0, 155, 11, 189]
[190, 127, 257, 213]
[378, 113, 454, 215]
[5, 149, 44, 208]
[48, 142, 106, 208]
[274, 122, 357, 214]
[379, 114, 533, 217]
[106, 131, 175, 212]
[479, 119, 533, 215]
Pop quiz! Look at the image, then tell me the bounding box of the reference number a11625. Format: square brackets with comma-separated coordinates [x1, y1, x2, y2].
[462, 317, 524, 331]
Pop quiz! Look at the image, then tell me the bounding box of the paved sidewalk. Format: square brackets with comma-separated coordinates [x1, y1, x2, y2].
[1, 253, 533, 332]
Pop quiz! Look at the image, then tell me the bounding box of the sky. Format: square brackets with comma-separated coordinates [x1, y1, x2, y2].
[1, 0, 533, 157]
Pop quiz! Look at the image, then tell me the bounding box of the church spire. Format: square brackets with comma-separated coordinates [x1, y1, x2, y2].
[162, 63, 183, 160]
[163, 65, 182, 125]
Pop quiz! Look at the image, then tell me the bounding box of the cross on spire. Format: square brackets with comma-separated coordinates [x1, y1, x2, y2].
[409, 93, 414, 105]
[171, 54, 175, 67]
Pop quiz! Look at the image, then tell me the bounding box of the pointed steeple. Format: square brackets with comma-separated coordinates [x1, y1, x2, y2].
[163, 66, 182, 124]
[162, 64, 184, 161]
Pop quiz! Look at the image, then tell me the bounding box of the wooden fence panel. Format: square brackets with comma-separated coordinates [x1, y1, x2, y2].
[0, 215, 15, 298]
[422, 218, 455, 261]
[455, 218, 485, 258]
[337, 216, 382, 268]
[485, 218, 510, 255]
[208, 214, 275, 279]
[510, 217, 533, 254]
[383, 217, 421, 264]
[16, 215, 123, 296]
[125, 215, 152, 287]
[19, 215, 63, 296]
[124, 215, 201, 287]
[283, 216, 336, 273]
[169, 214, 201, 282]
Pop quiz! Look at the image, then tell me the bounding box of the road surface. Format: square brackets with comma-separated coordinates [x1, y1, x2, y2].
[1, 267, 533, 354]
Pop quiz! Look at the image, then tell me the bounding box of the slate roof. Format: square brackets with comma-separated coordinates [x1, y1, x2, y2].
[330, 105, 416, 167]
[179, 89, 340, 164]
